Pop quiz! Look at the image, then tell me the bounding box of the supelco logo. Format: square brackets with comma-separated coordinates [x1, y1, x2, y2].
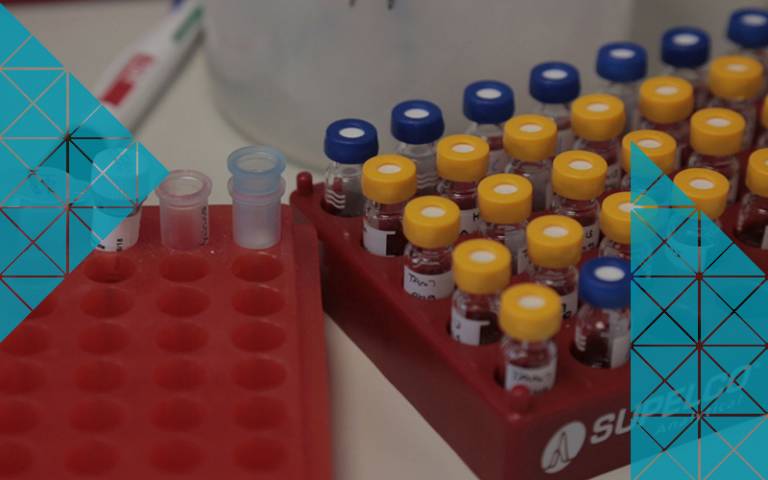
[540, 421, 587, 474]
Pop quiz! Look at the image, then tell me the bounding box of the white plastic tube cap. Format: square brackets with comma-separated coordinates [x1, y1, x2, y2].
[227, 145, 287, 249]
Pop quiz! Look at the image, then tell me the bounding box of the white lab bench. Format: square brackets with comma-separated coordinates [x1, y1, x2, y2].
[8, 1, 628, 478]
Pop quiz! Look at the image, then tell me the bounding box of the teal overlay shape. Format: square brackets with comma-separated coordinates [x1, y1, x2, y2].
[630, 146, 768, 478]
[0, 6, 168, 340]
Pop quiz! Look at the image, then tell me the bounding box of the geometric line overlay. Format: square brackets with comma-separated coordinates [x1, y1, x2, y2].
[0, 6, 167, 340]
[630, 144, 768, 479]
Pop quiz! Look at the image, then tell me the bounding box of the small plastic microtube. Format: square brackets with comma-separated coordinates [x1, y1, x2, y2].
[227, 145, 287, 249]
[155, 169, 213, 250]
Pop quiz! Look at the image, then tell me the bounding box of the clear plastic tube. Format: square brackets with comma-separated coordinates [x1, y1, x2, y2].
[155, 169, 212, 250]
[227, 146, 287, 249]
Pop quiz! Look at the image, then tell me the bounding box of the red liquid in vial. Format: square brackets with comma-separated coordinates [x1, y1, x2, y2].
[451, 292, 501, 345]
[364, 202, 408, 256]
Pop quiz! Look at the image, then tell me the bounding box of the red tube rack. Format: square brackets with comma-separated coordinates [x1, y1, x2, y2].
[0, 205, 331, 480]
[291, 173, 630, 480]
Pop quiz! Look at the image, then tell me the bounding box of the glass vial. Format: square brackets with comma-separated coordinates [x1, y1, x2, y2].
[498, 283, 562, 394]
[707, 55, 764, 149]
[637, 76, 694, 171]
[619, 130, 677, 191]
[571, 93, 627, 190]
[727, 9, 768, 73]
[551, 150, 607, 251]
[595, 41, 647, 131]
[673, 168, 730, 226]
[322, 118, 379, 217]
[478, 173, 533, 276]
[529, 61, 581, 153]
[599, 192, 632, 260]
[402, 196, 460, 300]
[391, 99, 445, 196]
[758, 96, 768, 148]
[463, 80, 515, 174]
[688, 108, 747, 203]
[526, 215, 583, 321]
[736, 149, 768, 248]
[436, 134, 489, 236]
[361, 154, 417, 257]
[660, 27, 711, 109]
[451, 239, 511, 346]
[504, 114, 557, 212]
[571, 257, 631, 369]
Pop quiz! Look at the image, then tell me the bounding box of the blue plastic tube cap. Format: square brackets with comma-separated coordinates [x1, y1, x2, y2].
[463, 80, 515, 125]
[596, 41, 647, 83]
[728, 8, 768, 49]
[227, 145, 287, 249]
[391, 99, 445, 145]
[324, 118, 379, 165]
[662, 26, 710, 69]
[578, 257, 631, 310]
[529, 62, 581, 104]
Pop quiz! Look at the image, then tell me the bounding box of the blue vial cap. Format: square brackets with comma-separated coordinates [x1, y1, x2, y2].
[728, 8, 768, 48]
[227, 145, 287, 196]
[662, 26, 710, 69]
[324, 118, 379, 165]
[391, 99, 445, 145]
[463, 80, 515, 125]
[596, 41, 647, 83]
[529, 62, 581, 104]
[578, 257, 631, 310]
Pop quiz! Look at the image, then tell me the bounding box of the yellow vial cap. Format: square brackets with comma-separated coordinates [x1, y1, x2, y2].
[673, 168, 729, 220]
[403, 196, 460, 249]
[499, 283, 562, 342]
[526, 215, 583, 269]
[453, 239, 511, 295]
[436, 134, 489, 182]
[621, 130, 677, 175]
[638, 76, 694, 125]
[690, 108, 746, 157]
[600, 192, 632, 245]
[571, 93, 626, 142]
[362, 154, 417, 205]
[762, 94, 768, 129]
[708, 55, 764, 102]
[746, 149, 768, 198]
[552, 150, 607, 201]
[477, 174, 533, 225]
[503, 114, 557, 162]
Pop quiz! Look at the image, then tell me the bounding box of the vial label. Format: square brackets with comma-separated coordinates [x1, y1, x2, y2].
[561, 290, 578, 320]
[97, 210, 142, 252]
[459, 208, 481, 235]
[362, 222, 402, 257]
[583, 222, 600, 251]
[606, 162, 622, 189]
[610, 332, 630, 368]
[450, 308, 487, 346]
[762, 227, 768, 250]
[403, 267, 454, 300]
[504, 358, 557, 393]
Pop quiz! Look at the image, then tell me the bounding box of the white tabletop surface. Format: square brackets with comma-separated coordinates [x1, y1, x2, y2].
[8, 1, 628, 479]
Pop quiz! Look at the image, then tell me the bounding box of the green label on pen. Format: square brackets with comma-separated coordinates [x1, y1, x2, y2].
[173, 5, 203, 43]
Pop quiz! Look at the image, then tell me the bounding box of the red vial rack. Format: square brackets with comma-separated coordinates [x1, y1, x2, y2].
[0, 205, 331, 480]
[291, 174, 629, 480]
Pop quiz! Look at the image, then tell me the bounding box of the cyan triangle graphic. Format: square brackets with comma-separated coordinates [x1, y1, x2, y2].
[630, 145, 768, 479]
[0, 6, 168, 343]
